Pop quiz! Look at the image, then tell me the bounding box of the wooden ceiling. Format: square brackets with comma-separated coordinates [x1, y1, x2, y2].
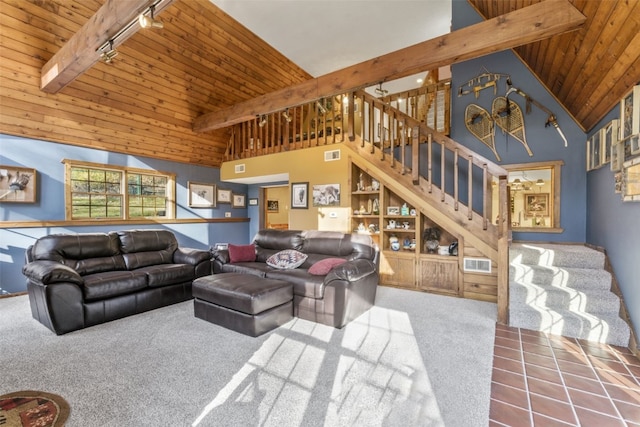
[0, 0, 638, 169]
[469, 0, 640, 132]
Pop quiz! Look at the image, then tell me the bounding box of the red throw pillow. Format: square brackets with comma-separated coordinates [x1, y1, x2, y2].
[308, 258, 347, 275]
[228, 244, 256, 263]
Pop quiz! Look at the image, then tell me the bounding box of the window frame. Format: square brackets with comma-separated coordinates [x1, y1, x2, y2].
[62, 159, 176, 221]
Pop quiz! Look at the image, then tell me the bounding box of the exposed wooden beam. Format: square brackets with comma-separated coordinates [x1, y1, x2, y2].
[193, 0, 585, 132]
[40, 0, 176, 94]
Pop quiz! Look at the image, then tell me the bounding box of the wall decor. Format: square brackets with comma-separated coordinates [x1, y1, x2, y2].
[622, 156, 640, 202]
[524, 193, 549, 217]
[312, 183, 340, 207]
[631, 135, 640, 156]
[267, 200, 279, 212]
[620, 84, 639, 140]
[0, 165, 37, 203]
[387, 206, 400, 215]
[602, 119, 618, 165]
[611, 139, 624, 172]
[248, 198, 258, 206]
[217, 188, 232, 204]
[188, 181, 216, 208]
[586, 131, 602, 171]
[291, 182, 308, 209]
[232, 193, 246, 208]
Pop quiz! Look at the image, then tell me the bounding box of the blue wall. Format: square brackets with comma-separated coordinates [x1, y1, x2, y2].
[451, 0, 587, 243]
[585, 109, 640, 337]
[0, 134, 251, 294]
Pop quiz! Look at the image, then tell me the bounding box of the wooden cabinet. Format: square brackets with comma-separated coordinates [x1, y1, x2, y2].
[380, 252, 415, 288]
[418, 256, 459, 295]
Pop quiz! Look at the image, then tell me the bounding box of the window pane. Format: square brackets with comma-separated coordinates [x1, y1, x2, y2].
[89, 181, 105, 193]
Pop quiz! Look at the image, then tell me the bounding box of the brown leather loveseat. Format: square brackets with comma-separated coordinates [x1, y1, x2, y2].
[211, 229, 380, 328]
[23, 229, 211, 335]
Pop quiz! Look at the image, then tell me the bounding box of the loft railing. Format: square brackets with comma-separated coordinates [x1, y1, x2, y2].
[225, 83, 510, 324]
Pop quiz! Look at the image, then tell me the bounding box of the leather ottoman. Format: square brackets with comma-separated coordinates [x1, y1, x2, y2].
[192, 273, 293, 337]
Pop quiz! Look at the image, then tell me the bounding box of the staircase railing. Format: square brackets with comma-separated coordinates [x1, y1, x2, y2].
[225, 86, 511, 324]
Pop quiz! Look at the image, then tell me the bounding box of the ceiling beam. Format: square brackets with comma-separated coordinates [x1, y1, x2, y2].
[40, 0, 176, 94]
[193, 0, 585, 133]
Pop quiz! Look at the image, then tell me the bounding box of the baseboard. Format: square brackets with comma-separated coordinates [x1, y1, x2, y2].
[0, 291, 27, 299]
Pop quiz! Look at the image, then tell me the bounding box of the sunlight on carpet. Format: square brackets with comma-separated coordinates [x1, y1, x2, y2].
[192, 306, 443, 426]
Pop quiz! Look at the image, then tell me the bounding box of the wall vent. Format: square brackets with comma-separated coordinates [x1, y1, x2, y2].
[324, 149, 340, 162]
[463, 257, 492, 273]
[234, 164, 245, 173]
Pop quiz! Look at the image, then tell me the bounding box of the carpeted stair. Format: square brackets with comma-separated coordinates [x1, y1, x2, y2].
[509, 243, 630, 347]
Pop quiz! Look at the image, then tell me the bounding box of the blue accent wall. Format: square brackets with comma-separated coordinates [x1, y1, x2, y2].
[0, 134, 250, 294]
[451, 0, 587, 243]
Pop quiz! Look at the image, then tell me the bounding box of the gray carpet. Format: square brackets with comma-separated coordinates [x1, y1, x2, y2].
[0, 287, 496, 426]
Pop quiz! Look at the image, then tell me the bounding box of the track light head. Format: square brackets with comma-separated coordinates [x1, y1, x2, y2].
[282, 110, 292, 123]
[258, 115, 267, 127]
[139, 6, 164, 29]
[316, 101, 327, 115]
[100, 41, 118, 63]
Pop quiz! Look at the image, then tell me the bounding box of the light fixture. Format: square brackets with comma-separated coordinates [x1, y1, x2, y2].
[316, 101, 327, 114]
[139, 5, 164, 29]
[536, 179, 545, 186]
[100, 40, 118, 64]
[374, 83, 388, 97]
[258, 115, 267, 127]
[417, 78, 423, 84]
[282, 109, 292, 123]
[513, 178, 521, 184]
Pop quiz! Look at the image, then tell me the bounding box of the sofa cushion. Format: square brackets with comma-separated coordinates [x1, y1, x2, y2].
[253, 229, 304, 251]
[117, 230, 177, 269]
[228, 244, 256, 263]
[266, 269, 325, 298]
[134, 264, 195, 287]
[266, 249, 308, 269]
[308, 258, 347, 275]
[218, 262, 270, 277]
[82, 270, 148, 301]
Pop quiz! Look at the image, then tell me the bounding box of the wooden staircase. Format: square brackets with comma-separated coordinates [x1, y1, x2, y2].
[225, 87, 511, 323]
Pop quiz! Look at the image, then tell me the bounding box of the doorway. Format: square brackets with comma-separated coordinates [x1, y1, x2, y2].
[263, 185, 289, 230]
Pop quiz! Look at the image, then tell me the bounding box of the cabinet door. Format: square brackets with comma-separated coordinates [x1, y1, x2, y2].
[380, 253, 415, 288]
[418, 257, 459, 295]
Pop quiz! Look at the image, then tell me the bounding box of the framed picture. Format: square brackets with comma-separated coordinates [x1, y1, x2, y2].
[312, 183, 340, 207]
[602, 119, 618, 164]
[248, 198, 258, 206]
[267, 200, 279, 212]
[217, 188, 232, 204]
[631, 135, 640, 156]
[387, 206, 400, 215]
[0, 165, 37, 203]
[586, 132, 602, 171]
[611, 140, 624, 172]
[187, 182, 216, 208]
[291, 182, 308, 209]
[524, 193, 549, 217]
[620, 85, 639, 140]
[232, 193, 246, 208]
[622, 156, 640, 202]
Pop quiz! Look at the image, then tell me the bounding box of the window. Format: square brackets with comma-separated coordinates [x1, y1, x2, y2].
[492, 160, 563, 232]
[63, 160, 175, 220]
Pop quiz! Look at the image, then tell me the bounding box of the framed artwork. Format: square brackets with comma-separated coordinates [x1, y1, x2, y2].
[602, 119, 618, 164]
[524, 193, 549, 217]
[217, 188, 232, 204]
[291, 182, 308, 209]
[586, 132, 602, 171]
[312, 183, 340, 207]
[0, 165, 37, 203]
[232, 193, 246, 208]
[188, 181, 216, 208]
[620, 85, 639, 140]
[248, 198, 258, 206]
[631, 135, 640, 156]
[387, 206, 400, 215]
[267, 200, 279, 212]
[622, 156, 640, 202]
[611, 140, 624, 172]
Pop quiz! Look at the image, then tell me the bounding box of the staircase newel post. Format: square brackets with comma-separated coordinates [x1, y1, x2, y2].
[348, 92, 356, 142]
[412, 126, 420, 185]
[497, 175, 510, 325]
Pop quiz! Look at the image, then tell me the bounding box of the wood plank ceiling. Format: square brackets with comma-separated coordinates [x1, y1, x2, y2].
[1, 0, 638, 169]
[468, 0, 640, 132]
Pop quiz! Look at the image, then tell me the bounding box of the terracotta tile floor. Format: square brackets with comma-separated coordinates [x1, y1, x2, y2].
[490, 324, 640, 426]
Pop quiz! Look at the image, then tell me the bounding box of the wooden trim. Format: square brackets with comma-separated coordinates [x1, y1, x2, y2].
[0, 217, 249, 229]
[193, 0, 585, 131]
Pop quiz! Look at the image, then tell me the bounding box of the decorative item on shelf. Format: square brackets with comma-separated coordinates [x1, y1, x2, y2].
[357, 172, 364, 191]
[403, 237, 412, 250]
[423, 227, 441, 253]
[389, 235, 400, 251]
[409, 208, 417, 216]
[401, 203, 409, 216]
[357, 222, 366, 232]
[449, 241, 458, 256]
[353, 209, 360, 215]
[367, 198, 372, 214]
[372, 198, 380, 215]
[368, 223, 379, 234]
[387, 206, 400, 215]
[371, 179, 380, 191]
[402, 221, 410, 230]
[410, 238, 416, 250]
[387, 219, 396, 229]
[360, 204, 366, 214]
[438, 246, 450, 256]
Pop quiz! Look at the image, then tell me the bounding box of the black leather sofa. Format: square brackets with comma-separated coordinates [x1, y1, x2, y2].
[23, 229, 211, 335]
[211, 229, 380, 328]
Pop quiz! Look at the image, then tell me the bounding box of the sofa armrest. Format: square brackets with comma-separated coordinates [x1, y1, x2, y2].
[325, 258, 377, 284]
[22, 261, 84, 286]
[173, 247, 211, 265]
[211, 249, 230, 264]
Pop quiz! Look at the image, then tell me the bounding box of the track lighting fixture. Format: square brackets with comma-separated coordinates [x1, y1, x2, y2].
[258, 115, 267, 127]
[536, 179, 545, 186]
[316, 101, 327, 115]
[100, 40, 118, 64]
[374, 83, 388, 97]
[282, 110, 292, 123]
[139, 5, 164, 29]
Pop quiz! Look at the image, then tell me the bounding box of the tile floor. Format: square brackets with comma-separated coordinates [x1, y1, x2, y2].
[490, 324, 640, 426]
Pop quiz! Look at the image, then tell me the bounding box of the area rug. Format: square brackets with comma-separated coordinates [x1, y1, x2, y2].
[0, 391, 70, 427]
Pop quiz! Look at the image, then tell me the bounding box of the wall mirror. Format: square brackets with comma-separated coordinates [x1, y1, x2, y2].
[492, 160, 563, 233]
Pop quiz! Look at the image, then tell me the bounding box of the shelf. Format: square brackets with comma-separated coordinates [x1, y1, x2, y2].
[352, 191, 379, 195]
[384, 228, 416, 233]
